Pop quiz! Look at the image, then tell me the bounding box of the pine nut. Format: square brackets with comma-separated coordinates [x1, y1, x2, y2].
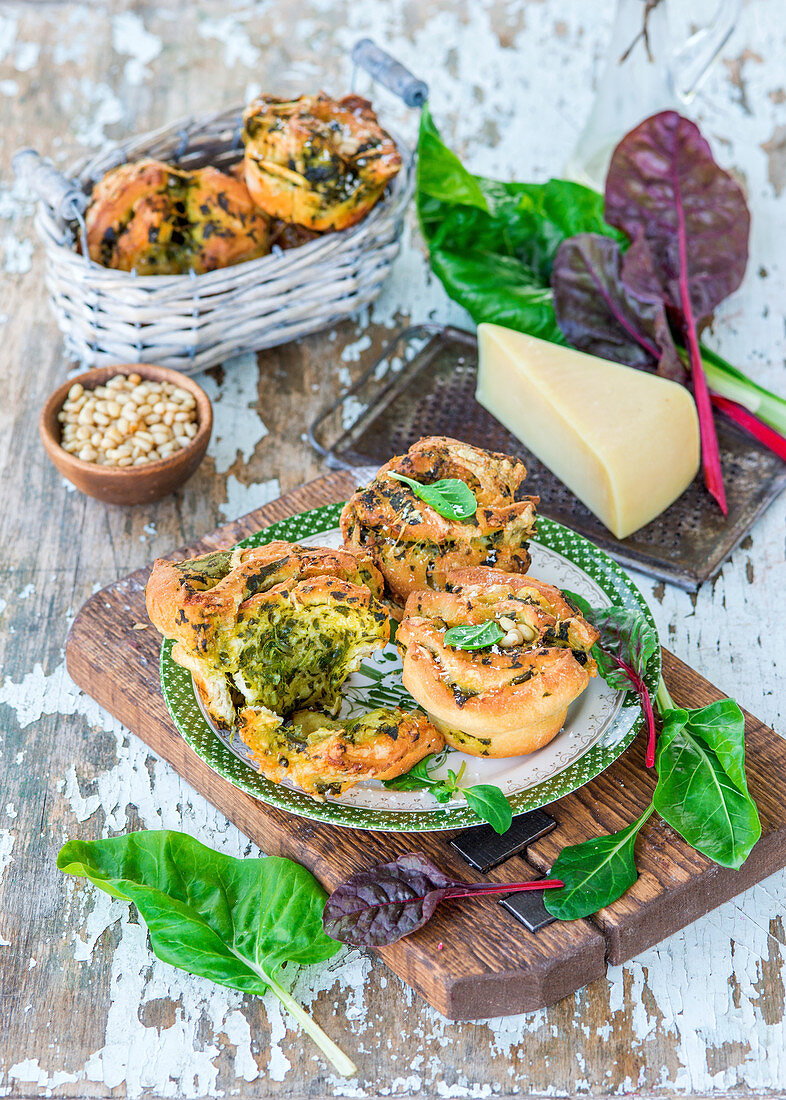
[498, 616, 516, 632]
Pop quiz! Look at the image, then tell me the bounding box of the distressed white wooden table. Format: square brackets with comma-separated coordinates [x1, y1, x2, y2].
[1, 1, 784, 1096]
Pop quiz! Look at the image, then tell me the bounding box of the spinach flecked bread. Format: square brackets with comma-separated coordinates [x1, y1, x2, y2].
[242, 92, 401, 231]
[341, 437, 539, 616]
[146, 541, 390, 729]
[86, 159, 271, 274]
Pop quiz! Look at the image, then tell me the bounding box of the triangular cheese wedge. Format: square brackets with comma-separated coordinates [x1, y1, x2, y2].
[476, 323, 700, 539]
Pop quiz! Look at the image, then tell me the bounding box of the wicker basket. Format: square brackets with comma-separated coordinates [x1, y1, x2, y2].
[21, 104, 414, 374]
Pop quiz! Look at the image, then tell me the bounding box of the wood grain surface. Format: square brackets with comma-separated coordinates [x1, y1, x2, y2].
[2, 0, 785, 1095]
[64, 473, 786, 1019]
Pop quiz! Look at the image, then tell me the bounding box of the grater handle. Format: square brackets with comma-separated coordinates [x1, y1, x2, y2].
[12, 149, 87, 221]
[351, 39, 428, 107]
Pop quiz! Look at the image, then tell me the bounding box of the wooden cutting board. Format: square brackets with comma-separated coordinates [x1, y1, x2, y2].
[64, 472, 786, 1020]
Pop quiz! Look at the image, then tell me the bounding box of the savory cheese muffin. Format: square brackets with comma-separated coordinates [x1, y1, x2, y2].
[238, 705, 444, 799]
[341, 437, 538, 616]
[86, 159, 271, 274]
[396, 567, 599, 757]
[146, 541, 389, 729]
[242, 92, 401, 231]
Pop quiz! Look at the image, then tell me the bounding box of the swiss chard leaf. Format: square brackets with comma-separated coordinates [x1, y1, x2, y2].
[323, 852, 464, 946]
[58, 830, 355, 1076]
[605, 111, 750, 514]
[653, 701, 761, 869]
[323, 852, 561, 946]
[563, 593, 658, 766]
[562, 593, 658, 688]
[388, 472, 477, 521]
[416, 104, 623, 339]
[551, 233, 686, 383]
[443, 620, 504, 650]
[544, 806, 653, 920]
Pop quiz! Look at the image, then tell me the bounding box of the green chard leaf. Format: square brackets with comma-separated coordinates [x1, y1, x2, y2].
[443, 620, 504, 650]
[389, 472, 477, 521]
[58, 830, 356, 1076]
[653, 701, 761, 869]
[544, 806, 654, 921]
[416, 104, 624, 340]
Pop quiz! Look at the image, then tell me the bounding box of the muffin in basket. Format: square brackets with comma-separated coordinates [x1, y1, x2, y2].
[85, 159, 271, 274]
[242, 92, 402, 231]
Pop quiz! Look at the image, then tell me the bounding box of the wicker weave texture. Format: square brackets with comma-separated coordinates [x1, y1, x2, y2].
[35, 105, 414, 373]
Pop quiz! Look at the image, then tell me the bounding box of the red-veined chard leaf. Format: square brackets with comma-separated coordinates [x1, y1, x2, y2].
[323, 852, 561, 946]
[58, 830, 355, 1076]
[544, 805, 654, 921]
[564, 593, 658, 766]
[551, 233, 686, 383]
[653, 701, 761, 869]
[605, 110, 751, 514]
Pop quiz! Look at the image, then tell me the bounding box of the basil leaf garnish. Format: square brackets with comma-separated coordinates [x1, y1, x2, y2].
[389, 472, 477, 521]
[443, 621, 504, 650]
[463, 785, 513, 835]
[383, 754, 512, 834]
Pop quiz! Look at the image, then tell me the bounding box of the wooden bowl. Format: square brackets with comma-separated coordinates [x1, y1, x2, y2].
[39, 364, 213, 505]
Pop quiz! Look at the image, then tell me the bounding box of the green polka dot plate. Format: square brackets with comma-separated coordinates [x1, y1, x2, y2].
[159, 502, 659, 831]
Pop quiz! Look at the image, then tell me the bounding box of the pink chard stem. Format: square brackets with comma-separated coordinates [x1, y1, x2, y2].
[613, 655, 657, 768]
[686, 322, 728, 514]
[711, 394, 786, 462]
[445, 880, 564, 900]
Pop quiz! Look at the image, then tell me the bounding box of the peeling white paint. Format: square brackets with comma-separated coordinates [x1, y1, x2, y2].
[197, 16, 260, 69]
[199, 352, 268, 475]
[112, 12, 162, 86]
[71, 79, 124, 146]
[219, 475, 280, 521]
[2, 235, 33, 275]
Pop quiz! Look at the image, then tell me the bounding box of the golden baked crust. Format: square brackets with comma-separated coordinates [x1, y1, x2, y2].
[242, 93, 401, 231]
[396, 567, 599, 758]
[341, 437, 538, 616]
[146, 541, 389, 727]
[238, 705, 444, 799]
[86, 159, 271, 274]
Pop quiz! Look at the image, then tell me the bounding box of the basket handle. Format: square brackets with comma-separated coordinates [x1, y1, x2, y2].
[12, 149, 87, 221]
[352, 39, 428, 107]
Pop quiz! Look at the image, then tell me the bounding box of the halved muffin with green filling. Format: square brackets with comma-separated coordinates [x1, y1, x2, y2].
[146, 541, 389, 728]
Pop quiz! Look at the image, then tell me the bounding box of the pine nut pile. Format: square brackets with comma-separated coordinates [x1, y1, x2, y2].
[59, 373, 198, 467]
[497, 615, 538, 648]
